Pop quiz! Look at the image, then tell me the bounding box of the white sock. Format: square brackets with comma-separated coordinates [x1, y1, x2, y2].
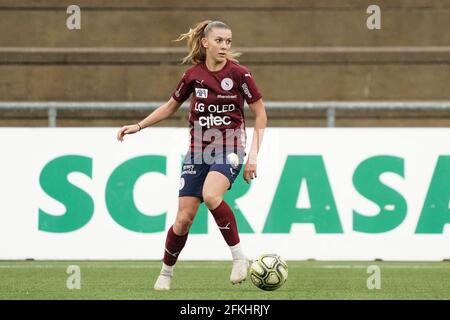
[160, 263, 174, 277]
[230, 243, 247, 261]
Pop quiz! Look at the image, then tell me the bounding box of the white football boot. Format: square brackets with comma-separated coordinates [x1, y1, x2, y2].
[230, 259, 249, 284]
[153, 274, 172, 291]
[154, 263, 173, 291]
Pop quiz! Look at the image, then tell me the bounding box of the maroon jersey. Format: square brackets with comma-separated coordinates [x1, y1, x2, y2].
[172, 60, 262, 151]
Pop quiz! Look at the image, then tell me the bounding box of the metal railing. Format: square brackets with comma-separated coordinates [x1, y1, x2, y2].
[1, 101, 450, 128]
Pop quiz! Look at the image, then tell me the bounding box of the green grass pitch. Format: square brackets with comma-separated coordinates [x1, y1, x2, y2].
[0, 260, 448, 299]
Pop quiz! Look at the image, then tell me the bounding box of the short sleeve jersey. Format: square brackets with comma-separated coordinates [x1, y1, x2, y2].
[171, 59, 262, 151]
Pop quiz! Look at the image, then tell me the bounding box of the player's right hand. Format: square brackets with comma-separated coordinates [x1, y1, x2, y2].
[117, 124, 140, 142]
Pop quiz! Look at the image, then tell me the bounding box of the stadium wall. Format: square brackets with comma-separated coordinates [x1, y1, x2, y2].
[0, 127, 449, 261]
[1, 0, 450, 102]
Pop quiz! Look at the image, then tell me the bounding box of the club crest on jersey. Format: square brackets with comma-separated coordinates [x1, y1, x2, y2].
[221, 78, 234, 91]
[195, 88, 208, 98]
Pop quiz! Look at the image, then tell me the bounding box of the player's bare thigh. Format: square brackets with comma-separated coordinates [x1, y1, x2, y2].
[173, 196, 201, 235]
[202, 171, 230, 210]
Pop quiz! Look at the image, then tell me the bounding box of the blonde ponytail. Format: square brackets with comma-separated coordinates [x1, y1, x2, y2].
[175, 20, 241, 65]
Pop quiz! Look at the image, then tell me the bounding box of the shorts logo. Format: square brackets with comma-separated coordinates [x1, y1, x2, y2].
[195, 88, 208, 98]
[179, 177, 185, 190]
[182, 165, 196, 175]
[221, 78, 233, 91]
[227, 153, 240, 169]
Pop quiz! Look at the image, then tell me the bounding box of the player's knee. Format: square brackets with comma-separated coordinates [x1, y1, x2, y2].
[202, 192, 222, 210]
[174, 213, 194, 234]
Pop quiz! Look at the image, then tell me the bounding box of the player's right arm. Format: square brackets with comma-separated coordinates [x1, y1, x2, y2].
[117, 97, 183, 142]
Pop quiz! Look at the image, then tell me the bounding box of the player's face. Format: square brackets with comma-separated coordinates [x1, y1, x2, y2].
[202, 27, 232, 63]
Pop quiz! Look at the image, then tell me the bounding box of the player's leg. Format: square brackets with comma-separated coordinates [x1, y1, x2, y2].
[154, 153, 207, 291]
[202, 170, 249, 284]
[154, 196, 201, 290]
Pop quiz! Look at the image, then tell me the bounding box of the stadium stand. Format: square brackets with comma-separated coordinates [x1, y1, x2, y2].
[0, 0, 449, 126]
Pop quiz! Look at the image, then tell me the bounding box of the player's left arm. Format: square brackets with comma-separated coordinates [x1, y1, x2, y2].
[244, 98, 267, 184]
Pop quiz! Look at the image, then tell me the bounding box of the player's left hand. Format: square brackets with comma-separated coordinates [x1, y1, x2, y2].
[243, 161, 257, 184]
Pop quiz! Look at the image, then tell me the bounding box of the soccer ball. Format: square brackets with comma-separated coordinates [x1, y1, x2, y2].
[249, 254, 288, 291]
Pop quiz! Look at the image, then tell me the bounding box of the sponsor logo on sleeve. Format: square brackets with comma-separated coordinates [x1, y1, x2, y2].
[241, 83, 253, 99]
[175, 82, 184, 98]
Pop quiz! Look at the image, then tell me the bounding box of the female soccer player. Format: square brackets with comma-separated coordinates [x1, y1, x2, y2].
[117, 20, 267, 290]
